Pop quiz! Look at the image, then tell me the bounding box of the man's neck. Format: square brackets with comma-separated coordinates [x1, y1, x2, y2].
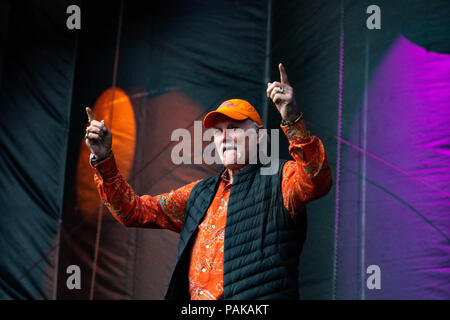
[225, 164, 249, 184]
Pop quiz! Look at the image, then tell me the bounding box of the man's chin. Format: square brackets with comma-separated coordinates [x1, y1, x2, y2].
[223, 158, 248, 169]
[222, 149, 251, 167]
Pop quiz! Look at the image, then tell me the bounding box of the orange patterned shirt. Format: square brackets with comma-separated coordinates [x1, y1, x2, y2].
[91, 118, 332, 300]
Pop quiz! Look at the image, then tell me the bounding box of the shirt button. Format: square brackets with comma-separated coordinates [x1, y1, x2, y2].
[201, 268, 206, 272]
[199, 290, 204, 295]
[205, 245, 210, 249]
[211, 225, 215, 229]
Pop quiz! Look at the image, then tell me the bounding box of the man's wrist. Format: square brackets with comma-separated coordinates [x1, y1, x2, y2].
[280, 101, 299, 121]
[282, 109, 299, 121]
[90, 151, 119, 181]
[281, 112, 303, 127]
[90, 150, 113, 166]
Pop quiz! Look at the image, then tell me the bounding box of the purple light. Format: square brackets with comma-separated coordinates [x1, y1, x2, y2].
[338, 35, 450, 299]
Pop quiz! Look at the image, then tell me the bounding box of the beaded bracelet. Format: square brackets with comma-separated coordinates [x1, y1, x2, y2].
[281, 112, 303, 127]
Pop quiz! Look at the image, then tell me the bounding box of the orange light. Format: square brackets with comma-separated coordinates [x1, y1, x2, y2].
[76, 87, 136, 219]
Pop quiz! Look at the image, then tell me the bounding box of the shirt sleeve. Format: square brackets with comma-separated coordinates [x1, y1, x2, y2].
[280, 116, 333, 222]
[91, 153, 201, 233]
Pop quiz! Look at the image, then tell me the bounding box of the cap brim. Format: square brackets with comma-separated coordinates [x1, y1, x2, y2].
[203, 109, 248, 128]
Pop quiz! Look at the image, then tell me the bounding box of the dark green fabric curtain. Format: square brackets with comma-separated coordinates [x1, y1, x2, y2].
[0, 0, 79, 299]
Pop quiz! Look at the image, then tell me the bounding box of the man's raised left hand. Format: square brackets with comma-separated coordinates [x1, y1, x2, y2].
[267, 63, 299, 122]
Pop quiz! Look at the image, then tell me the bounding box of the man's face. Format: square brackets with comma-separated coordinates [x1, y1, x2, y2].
[212, 115, 259, 169]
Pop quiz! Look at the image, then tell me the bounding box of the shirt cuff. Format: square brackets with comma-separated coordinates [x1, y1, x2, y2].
[90, 152, 119, 182]
[280, 117, 311, 144]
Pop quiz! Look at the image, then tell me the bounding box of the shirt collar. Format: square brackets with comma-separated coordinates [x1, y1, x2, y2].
[220, 164, 251, 183]
[221, 168, 231, 182]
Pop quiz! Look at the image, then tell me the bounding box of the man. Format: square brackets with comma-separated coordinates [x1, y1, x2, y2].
[85, 63, 332, 300]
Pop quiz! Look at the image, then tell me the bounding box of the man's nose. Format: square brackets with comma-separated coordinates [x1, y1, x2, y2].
[217, 128, 228, 142]
[221, 128, 228, 140]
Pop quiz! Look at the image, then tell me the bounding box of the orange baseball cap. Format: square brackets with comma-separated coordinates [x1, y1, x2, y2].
[203, 99, 263, 128]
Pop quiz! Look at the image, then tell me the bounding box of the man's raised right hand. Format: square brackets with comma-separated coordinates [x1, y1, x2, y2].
[85, 107, 112, 160]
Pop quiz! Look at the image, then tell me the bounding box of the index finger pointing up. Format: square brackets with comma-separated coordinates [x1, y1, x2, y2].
[86, 107, 96, 122]
[279, 63, 290, 85]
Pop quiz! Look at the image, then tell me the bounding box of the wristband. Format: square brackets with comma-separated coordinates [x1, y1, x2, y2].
[90, 150, 112, 166]
[281, 112, 303, 127]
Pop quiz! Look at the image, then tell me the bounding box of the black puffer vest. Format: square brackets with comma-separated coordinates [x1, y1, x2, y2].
[164, 160, 307, 300]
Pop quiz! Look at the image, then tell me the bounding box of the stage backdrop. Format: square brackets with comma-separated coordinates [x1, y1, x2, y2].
[0, 0, 449, 299]
[0, 0, 79, 299]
